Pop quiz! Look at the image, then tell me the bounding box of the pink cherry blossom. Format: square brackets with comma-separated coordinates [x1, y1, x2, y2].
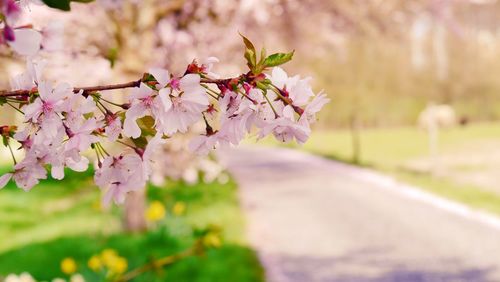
[65, 118, 101, 152]
[123, 82, 171, 138]
[95, 154, 145, 206]
[300, 92, 330, 126]
[23, 81, 71, 123]
[269, 67, 314, 107]
[0, 39, 327, 204]
[10, 59, 46, 90]
[259, 105, 311, 144]
[10, 157, 47, 191]
[6, 28, 42, 56]
[104, 115, 122, 142]
[189, 132, 230, 155]
[159, 74, 208, 135]
[149, 68, 170, 89]
[202, 56, 220, 78]
[0, 173, 13, 189]
[2, 0, 21, 22]
[141, 133, 166, 177]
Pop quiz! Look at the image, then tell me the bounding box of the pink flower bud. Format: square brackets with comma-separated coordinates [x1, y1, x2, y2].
[3, 26, 16, 42]
[134, 147, 145, 157]
[5, 0, 21, 16]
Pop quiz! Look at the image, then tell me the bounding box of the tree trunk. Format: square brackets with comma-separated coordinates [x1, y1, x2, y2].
[123, 189, 147, 232]
[350, 115, 361, 165]
[428, 122, 439, 176]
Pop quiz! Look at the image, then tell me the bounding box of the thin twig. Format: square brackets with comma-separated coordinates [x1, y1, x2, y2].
[75, 80, 143, 95]
[115, 243, 199, 282]
[7, 142, 17, 165]
[263, 90, 279, 118]
[116, 139, 136, 149]
[0, 77, 226, 98]
[5, 102, 24, 114]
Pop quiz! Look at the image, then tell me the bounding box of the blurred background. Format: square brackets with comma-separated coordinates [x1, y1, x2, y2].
[0, 0, 500, 281]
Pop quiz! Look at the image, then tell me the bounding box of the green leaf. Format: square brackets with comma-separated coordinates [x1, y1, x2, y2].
[258, 47, 266, 66]
[255, 81, 269, 91]
[139, 116, 155, 129]
[142, 73, 156, 83]
[106, 47, 119, 68]
[244, 49, 256, 70]
[137, 116, 156, 137]
[239, 33, 257, 70]
[263, 51, 295, 68]
[131, 136, 148, 149]
[239, 33, 256, 54]
[42, 0, 95, 11]
[0, 97, 6, 106]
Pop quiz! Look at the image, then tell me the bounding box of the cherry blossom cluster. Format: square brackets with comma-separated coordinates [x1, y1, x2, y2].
[0, 44, 328, 205]
[188, 67, 329, 154]
[0, 0, 46, 55]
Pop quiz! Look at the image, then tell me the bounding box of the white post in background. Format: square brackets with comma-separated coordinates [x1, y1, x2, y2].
[419, 104, 456, 176]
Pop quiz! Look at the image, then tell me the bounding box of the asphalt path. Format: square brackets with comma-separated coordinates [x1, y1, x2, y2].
[219, 147, 500, 282]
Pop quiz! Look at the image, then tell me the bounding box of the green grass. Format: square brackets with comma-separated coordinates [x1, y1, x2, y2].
[255, 122, 500, 169]
[0, 169, 120, 253]
[0, 170, 263, 282]
[298, 122, 500, 168]
[394, 171, 500, 215]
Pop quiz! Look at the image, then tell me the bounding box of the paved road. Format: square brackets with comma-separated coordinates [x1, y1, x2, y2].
[219, 147, 500, 282]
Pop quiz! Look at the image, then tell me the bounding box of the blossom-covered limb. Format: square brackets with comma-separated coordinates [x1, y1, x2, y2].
[0, 38, 329, 206]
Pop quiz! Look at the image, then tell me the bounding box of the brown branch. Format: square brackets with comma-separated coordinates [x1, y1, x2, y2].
[0, 77, 224, 98]
[200, 78, 229, 84]
[114, 241, 201, 282]
[0, 79, 142, 98]
[75, 79, 142, 94]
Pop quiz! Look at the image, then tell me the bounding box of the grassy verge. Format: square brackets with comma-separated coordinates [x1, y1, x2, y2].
[0, 170, 263, 282]
[299, 122, 500, 168]
[260, 122, 500, 216]
[393, 171, 500, 215]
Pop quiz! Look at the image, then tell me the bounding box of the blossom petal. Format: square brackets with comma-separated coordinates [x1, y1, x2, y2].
[129, 83, 153, 100]
[270, 67, 288, 89]
[123, 104, 147, 138]
[23, 99, 43, 122]
[0, 173, 13, 189]
[307, 93, 330, 113]
[37, 81, 52, 101]
[157, 88, 173, 111]
[180, 74, 206, 97]
[67, 156, 89, 172]
[7, 28, 42, 56]
[51, 165, 65, 180]
[149, 68, 170, 88]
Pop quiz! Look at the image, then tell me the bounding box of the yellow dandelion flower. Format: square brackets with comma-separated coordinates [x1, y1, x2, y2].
[203, 233, 222, 248]
[100, 249, 119, 267]
[109, 257, 128, 275]
[145, 201, 166, 222]
[61, 257, 77, 274]
[172, 201, 186, 216]
[87, 255, 102, 272]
